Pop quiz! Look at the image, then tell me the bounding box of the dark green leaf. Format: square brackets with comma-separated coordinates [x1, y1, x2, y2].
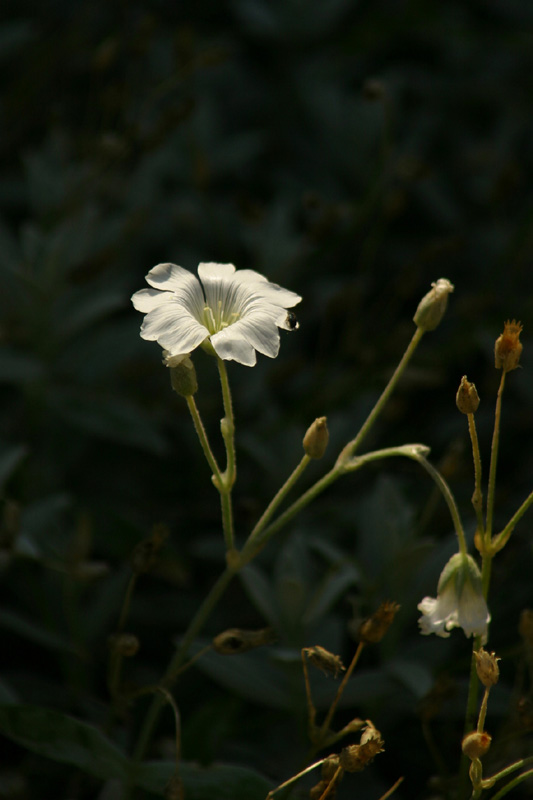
[134, 760, 273, 799]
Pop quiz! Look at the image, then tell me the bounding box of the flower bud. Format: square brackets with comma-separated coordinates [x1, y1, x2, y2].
[474, 648, 500, 687]
[167, 355, 198, 396]
[359, 601, 400, 644]
[212, 627, 275, 655]
[462, 730, 491, 760]
[494, 320, 523, 372]
[413, 278, 454, 332]
[456, 376, 480, 414]
[303, 416, 329, 459]
[303, 645, 345, 678]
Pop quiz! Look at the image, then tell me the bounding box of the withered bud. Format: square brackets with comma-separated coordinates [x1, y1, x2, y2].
[413, 278, 454, 332]
[303, 416, 329, 459]
[518, 609, 533, 646]
[212, 627, 275, 655]
[303, 645, 346, 678]
[456, 376, 480, 414]
[130, 524, 169, 574]
[462, 731, 492, 760]
[495, 320, 523, 372]
[166, 353, 198, 396]
[358, 601, 400, 644]
[339, 724, 384, 773]
[474, 648, 500, 688]
[108, 633, 140, 658]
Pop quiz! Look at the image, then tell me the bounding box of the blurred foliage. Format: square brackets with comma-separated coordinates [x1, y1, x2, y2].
[1, 0, 533, 798]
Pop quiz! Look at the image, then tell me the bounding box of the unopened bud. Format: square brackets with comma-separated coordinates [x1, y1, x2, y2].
[495, 320, 523, 372]
[303, 417, 329, 459]
[474, 648, 500, 687]
[108, 633, 140, 658]
[359, 601, 400, 644]
[212, 627, 275, 655]
[167, 355, 198, 396]
[456, 376, 480, 414]
[303, 645, 345, 678]
[462, 730, 491, 760]
[413, 278, 454, 332]
[130, 524, 169, 574]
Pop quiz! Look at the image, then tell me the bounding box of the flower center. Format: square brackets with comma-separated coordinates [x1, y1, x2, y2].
[201, 301, 241, 334]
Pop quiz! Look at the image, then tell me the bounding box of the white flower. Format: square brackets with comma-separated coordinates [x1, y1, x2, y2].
[418, 553, 490, 641]
[132, 262, 301, 367]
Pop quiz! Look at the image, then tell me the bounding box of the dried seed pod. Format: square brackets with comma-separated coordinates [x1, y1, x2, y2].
[303, 646, 346, 678]
[474, 648, 500, 688]
[462, 731, 492, 760]
[339, 724, 384, 772]
[212, 627, 276, 655]
[456, 376, 480, 414]
[494, 320, 523, 372]
[108, 633, 140, 658]
[358, 601, 400, 644]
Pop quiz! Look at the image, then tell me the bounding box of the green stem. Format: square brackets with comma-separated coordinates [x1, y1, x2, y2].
[411, 454, 468, 555]
[217, 358, 236, 552]
[492, 486, 533, 553]
[490, 767, 533, 800]
[467, 413, 485, 539]
[485, 371, 506, 544]
[458, 644, 482, 800]
[317, 641, 365, 745]
[477, 687, 489, 732]
[185, 395, 222, 485]
[338, 326, 425, 463]
[244, 455, 311, 551]
[132, 567, 236, 763]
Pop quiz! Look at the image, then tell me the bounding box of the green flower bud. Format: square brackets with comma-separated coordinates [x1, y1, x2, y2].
[413, 278, 454, 332]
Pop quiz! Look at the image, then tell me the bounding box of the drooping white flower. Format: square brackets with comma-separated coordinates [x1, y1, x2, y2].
[418, 553, 490, 641]
[132, 262, 301, 367]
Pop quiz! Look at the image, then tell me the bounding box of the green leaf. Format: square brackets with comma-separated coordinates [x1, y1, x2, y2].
[0, 705, 129, 782]
[0, 609, 74, 653]
[0, 444, 27, 490]
[134, 760, 273, 799]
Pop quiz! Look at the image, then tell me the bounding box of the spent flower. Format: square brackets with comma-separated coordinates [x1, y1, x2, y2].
[418, 553, 490, 641]
[132, 262, 301, 367]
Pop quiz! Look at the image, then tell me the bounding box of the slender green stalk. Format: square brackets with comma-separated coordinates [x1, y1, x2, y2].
[337, 326, 425, 463]
[217, 358, 236, 551]
[485, 371, 506, 543]
[477, 688, 489, 733]
[490, 767, 533, 800]
[492, 486, 533, 553]
[244, 454, 310, 551]
[458, 645, 482, 800]
[467, 413, 485, 539]
[411, 454, 468, 555]
[185, 395, 222, 485]
[132, 567, 236, 763]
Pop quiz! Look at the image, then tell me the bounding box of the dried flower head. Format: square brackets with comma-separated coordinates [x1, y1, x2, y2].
[212, 627, 275, 655]
[339, 723, 384, 773]
[303, 645, 346, 678]
[108, 633, 140, 658]
[303, 416, 329, 459]
[474, 648, 500, 688]
[494, 319, 523, 372]
[456, 375, 480, 414]
[359, 601, 400, 644]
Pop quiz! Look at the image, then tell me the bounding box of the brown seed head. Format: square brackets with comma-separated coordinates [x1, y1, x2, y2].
[495, 320, 523, 372]
[456, 375, 480, 414]
[212, 627, 275, 655]
[359, 601, 400, 644]
[303, 645, 346, 678]
[462, 731, 492, 760]
[339, 724, 384, 773]
[474, 648, 500, 688]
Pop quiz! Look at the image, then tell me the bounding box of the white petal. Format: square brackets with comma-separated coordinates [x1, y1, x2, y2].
[210, 327, 257, 366]
[140, 297, 209, 354]
[131, 287, 170, 313]
[233, 270, 302, 308]
[146, 263, 204, 315]
[458, 583, 490, 639]
[227, 314, 280, 358]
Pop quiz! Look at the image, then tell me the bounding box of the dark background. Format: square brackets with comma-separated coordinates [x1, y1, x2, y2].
[1, 1, 533, 798]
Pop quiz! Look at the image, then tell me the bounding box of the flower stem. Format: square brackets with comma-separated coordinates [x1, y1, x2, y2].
[485, 371, 506, 544]
[337, 326, 425, 463]
[217, 358, 236, 552]
[492, 486, 533, 553]
[410, 454, 468, 555]
[467, 413, 485, 539]
[317, 641, 365, 745]
[244, 454, 311, 552]
[185, 395, 222, 485]
[490, 767, 533, 800]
